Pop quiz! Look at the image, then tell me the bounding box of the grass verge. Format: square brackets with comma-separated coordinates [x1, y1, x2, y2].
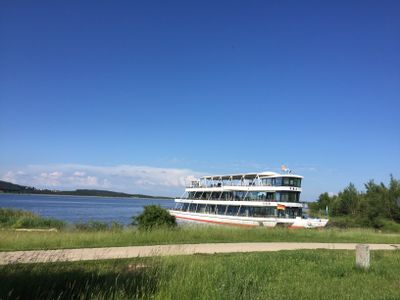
[1, 250, 399, 299]
[1, 226, 400, 252]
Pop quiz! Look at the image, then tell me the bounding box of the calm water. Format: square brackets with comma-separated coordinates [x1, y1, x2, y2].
[0, 194, 175, 225]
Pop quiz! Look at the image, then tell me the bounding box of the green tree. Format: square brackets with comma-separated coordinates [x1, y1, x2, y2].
[364, 176, 400, 223]
[309, 192, 332, 216]
[388, 175, 400, 221]
[310, 176, 400, 230]
[364, 180, 384, 221]
[132, 205, 177, 230]
[335, 183, 360, 216]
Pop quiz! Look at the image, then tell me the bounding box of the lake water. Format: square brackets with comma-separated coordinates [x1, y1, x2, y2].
[0, 194, 175, 225]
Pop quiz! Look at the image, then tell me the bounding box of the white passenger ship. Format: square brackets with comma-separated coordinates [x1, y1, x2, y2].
[169, 171, 328, 228]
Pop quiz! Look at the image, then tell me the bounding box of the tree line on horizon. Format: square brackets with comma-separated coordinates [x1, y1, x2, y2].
[0, 180, 172, 199]
[310, 175, 400, 229]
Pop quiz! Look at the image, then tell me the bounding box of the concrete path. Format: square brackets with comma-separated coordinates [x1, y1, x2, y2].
[0, 243, 399, 265]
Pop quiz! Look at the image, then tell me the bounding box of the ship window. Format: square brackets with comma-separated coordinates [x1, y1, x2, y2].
[280, 193, 289, 201]
[238, 206, 252, 217]
[274, 178, 282, 186]
[262, 178, 273, 186]
[220, 192, 230, 200]
[197, 204, 206, 213]
[216, 205, 227, 214]
[243, 191, 268, 201]
[253, 207, 262, 217]
[226, 206, 239, 216]
[279, 177, 302, 187]
[249, 207, 276, 217]
[284, 207, 302, 218]
[211, 192, 219, 200]
[245, 192, 256, 201]
[266, 193, 275, 200]
[234, 191, 246, 201]
[258, 192, 267, 200]
[277, 209, 285, 218]
[206, 204, 216, 214]
[253, 207, 266, 217]
[268, 207, 276, 216]
[276, 192, 300, 202]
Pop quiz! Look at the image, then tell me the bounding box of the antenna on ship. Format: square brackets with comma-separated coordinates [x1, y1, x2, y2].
[281, 164, 292, 174]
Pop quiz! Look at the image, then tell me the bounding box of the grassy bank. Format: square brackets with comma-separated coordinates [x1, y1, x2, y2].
[1, 226, 400, 251]
[1, 250, 400, 299]
[0, 208, 65, 230]
[1, 208, 400, 252]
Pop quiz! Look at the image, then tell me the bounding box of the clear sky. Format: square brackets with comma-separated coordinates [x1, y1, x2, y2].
[1, 1, 399, 199]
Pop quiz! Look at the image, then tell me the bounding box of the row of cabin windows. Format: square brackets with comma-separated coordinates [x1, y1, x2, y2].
[177, 203, 302, 218]
[261, 177, 301, 187]
[191, 177, 301, 188]
[187, 191, 300, 202]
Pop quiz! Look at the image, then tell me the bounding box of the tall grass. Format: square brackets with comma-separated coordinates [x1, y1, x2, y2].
[0, 208, 65, 229]
[74, 220, 124, 231]
[1, 226, 400, 251]
[1, 250, 399, 299]
[328, 216, 400, 232]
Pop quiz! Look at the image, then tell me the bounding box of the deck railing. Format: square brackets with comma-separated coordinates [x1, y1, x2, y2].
[186, 183, 301, 188]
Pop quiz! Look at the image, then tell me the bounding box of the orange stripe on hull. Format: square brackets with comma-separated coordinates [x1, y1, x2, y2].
[174, 215, 257, 227]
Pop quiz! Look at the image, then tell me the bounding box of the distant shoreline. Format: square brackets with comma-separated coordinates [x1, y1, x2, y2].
[0, 179, 175, 199]
[0, 192, 174, 200]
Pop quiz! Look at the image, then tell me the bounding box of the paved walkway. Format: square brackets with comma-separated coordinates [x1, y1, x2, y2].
[0, 243, 399, 265]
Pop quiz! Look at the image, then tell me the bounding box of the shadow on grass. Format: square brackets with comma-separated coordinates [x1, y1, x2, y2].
[0, 263, 160, 300]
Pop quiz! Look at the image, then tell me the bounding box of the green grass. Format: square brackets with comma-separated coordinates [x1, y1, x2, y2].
[1, 250, 399, 299]
[1, 226, 400, 251]
[0, 208, 65, 229]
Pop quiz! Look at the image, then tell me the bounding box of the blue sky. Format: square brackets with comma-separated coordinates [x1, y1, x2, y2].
[1, 1, 399, 199]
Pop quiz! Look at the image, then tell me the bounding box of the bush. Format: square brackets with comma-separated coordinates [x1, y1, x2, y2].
[376, 219, 400, 233]
[328, 216, 363, 229]
[132, 205, 176, 230]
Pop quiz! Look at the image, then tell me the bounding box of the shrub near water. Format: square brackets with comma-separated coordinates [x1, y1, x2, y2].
[0, 208, 65, 229]
[133, 205, 177, 230]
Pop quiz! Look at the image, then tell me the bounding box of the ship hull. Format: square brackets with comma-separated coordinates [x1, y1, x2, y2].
[169, 210, 328, 228]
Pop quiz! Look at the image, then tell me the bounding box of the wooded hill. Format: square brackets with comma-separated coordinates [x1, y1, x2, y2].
[0, 180, 173, 199]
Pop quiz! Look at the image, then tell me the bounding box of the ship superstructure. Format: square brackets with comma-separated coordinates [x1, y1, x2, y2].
[169, 171, 328, 228]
